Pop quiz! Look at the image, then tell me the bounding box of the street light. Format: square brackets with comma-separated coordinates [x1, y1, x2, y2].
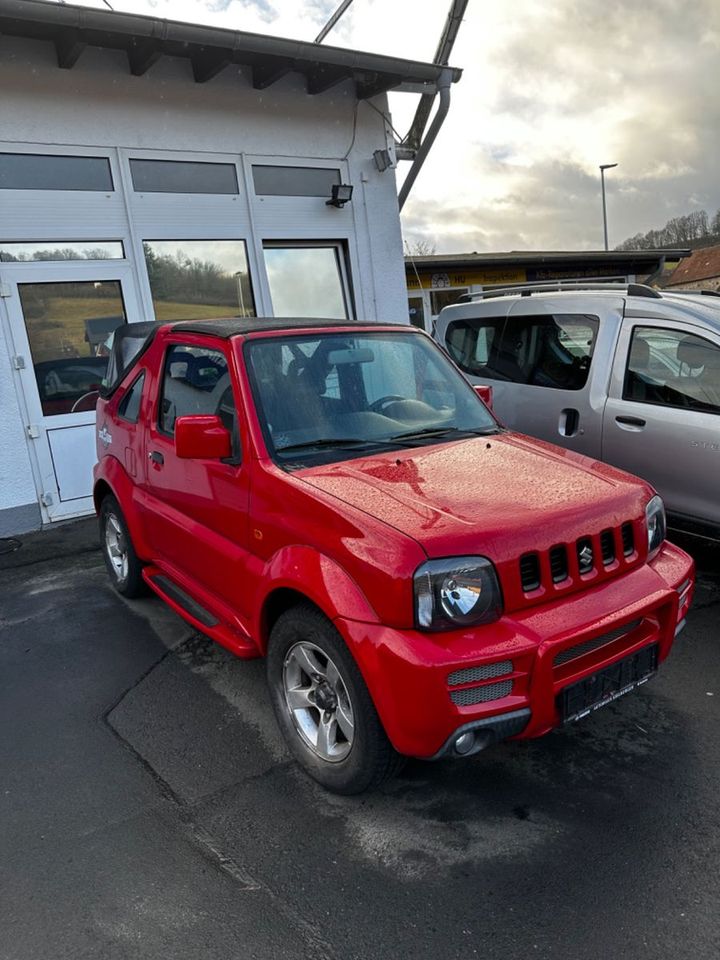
[599, 163, 618, 251]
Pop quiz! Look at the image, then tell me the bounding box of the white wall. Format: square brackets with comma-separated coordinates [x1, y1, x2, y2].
[0, 34, 409, 532]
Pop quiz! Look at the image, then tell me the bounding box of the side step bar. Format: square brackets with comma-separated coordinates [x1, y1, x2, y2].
[148, 573, 219, 627]
[143, 566, 260, 660]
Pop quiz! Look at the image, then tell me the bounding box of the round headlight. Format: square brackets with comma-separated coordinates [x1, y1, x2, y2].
[414, 557, 503, 631]
[645, 495, 666, 560]
[440, 571, 490, 623]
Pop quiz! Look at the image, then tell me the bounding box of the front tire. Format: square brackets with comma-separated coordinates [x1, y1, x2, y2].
[267, 604, 402, 794]
[99, 495, 147, 598]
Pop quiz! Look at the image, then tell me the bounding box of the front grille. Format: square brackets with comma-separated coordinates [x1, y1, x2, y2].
[448, 661, 512, 686]
[450, 679, 513, 706]
[550, 545, 568, 582]
[576, 537, 594, 574]
[621, 522, 635, 556]
[518, 519, 637, 595]
[554, 618, 643, 666]
[600, 529, 615, 565]
[519, 553, 541, 591]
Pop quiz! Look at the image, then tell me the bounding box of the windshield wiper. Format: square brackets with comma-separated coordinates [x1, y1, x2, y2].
[390, 426, 499, 443]
[277, 437, 397, 455]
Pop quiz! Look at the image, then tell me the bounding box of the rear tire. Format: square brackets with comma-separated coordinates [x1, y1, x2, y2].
[99, 495, 147, 598]
[267, 603, 403, 794]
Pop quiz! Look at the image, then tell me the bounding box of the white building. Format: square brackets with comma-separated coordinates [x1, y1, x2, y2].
[0, 0, 460, 535]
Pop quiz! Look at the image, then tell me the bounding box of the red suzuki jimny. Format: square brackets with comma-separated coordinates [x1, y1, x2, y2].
[94, 317, 694, 794]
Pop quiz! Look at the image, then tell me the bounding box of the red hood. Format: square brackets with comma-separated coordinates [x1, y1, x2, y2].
[297, 433, 651, 563]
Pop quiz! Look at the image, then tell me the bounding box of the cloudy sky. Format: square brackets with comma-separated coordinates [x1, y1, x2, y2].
[67, 0, 720, 253]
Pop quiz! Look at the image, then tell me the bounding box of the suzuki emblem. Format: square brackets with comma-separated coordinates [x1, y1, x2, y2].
[579, 544, 593, 567]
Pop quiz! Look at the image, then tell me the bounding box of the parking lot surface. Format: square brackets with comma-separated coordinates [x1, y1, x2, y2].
[1, 521, 719, 960]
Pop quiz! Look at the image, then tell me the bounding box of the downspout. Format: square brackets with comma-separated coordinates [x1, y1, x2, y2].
[397, 67, 454, 211]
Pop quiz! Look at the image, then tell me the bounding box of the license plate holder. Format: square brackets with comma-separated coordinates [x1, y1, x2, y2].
[559, 643, 659, 724]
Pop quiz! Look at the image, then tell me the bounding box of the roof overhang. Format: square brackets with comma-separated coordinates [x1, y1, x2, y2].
[404, 250, 692, 270]
[0, 0, 462, 98]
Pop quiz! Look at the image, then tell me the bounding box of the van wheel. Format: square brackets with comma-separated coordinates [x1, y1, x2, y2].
[99, 495, 147, 598]
[267, 604, 403, 794]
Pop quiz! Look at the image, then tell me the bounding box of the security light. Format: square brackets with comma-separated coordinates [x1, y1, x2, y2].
[326, 183, 353, 208]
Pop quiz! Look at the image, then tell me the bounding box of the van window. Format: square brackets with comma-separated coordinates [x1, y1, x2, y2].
[624, 327, 720, 414]
[446, 314, 599, 390]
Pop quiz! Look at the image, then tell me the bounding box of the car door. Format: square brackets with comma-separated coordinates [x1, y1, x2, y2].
[441, 295, 623, 459]
[141, 334, 252, 622]
[602, 318, 720, 529]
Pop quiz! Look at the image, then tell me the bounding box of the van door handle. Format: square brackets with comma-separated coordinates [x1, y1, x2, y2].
[559, 407, 580, 437]
[615, 416, 646, 429]
[149, 450, 164, 465]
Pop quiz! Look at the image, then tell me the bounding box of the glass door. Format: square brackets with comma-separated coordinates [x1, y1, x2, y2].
[0, 260, 142, 522]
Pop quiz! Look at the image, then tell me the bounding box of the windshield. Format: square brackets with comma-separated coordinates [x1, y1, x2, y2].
[246, 330, 499, 464]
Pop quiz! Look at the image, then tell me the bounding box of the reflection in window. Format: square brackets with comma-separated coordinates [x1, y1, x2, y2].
[130, 159, 238, 194]
[408, 297, 425, 330]
[143, 240, 256, 321]
[263, 244, 350, 319]
[430, 288, 468, 315]
[19, 281, 127, 416]
[0, 241, 124, 263]
[446, 314, 599, 390]
[0, 153, 113, 191]
[624, 327, 720, 413]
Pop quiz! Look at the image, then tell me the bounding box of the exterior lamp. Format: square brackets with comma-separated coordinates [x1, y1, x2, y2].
[326, 183, 354, 208]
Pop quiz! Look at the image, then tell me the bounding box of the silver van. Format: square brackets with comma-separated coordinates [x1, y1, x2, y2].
[436, 282, 720, 540]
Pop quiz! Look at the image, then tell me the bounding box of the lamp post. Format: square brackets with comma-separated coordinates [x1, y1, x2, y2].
[599, 163, 618, 251]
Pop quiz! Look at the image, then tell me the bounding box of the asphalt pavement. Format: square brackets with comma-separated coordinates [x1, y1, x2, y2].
[1, 520, 718, 960]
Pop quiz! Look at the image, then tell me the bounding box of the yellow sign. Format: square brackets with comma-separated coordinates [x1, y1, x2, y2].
[406, 268, 526, 290]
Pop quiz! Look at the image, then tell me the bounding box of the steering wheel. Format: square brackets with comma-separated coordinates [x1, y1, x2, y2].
[70, 389, 100, 413]
[368, 395, 406, 413]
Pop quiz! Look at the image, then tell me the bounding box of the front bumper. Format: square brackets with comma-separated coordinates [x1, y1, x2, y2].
[337, 541, 694, 758]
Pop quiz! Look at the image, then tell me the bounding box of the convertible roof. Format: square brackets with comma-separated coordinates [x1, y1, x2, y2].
[100, 316, 410, 396]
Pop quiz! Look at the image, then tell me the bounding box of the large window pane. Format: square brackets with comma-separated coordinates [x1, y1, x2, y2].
[19, 281, 127, 416]
[0, 153, 113, 191]
[143, 240, 256, 321]
[1, 241, 124, 263]
[446, 314, 599, 389]
[263, 244, 350, 319]
[624, 327, 720, 413]
[130, 159, 238, 194]
[252, 165, 340, 197]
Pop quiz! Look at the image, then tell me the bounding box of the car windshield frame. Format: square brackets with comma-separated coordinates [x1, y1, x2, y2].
[243, 328, 499, 467]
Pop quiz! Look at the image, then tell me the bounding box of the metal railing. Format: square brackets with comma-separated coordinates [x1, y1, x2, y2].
[456, 278, 662, 302]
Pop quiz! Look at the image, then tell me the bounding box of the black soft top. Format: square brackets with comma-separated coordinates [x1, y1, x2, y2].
[100, 316, 411, 397]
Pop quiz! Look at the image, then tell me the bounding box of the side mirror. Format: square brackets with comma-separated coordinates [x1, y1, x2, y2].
[474, 384, 493, 409]
[175, 415, 232, 460]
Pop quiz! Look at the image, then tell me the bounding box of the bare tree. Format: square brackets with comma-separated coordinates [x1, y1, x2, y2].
[405, 238, 437, 257]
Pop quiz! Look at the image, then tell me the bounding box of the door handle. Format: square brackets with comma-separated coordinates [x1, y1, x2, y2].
[559, 407, 580, 437]
[149, 450, 164, 465]
[615, 416, 646, 430]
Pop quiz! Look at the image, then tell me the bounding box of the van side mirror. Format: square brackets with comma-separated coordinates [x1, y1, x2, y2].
[175, 415, 232, 460]
[474, 384, 493, 409]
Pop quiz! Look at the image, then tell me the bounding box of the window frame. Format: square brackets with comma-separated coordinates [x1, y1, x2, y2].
[128, 157, 240, 196]
[261, 240, 355, 321]
[117, 371, 146, 424]
[0, 151, 115, 192]
[156, 341, 243, 461]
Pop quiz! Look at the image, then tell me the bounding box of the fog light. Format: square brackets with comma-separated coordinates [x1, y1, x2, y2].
[454, 732, 475, 755]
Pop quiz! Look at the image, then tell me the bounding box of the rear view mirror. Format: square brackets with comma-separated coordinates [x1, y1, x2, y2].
[474, 384, 493, 409]
[175, 415, 232, 460]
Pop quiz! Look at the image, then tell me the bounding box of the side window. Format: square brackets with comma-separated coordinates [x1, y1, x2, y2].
[159, 344, 242, 455]
[624, 327, 720, 414]
[118, 371, 145, 423]
[446, 314, 598, 390]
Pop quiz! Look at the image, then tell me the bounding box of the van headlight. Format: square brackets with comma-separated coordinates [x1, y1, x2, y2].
[414, 557, 503, 631]
[645, 495, 666, 561]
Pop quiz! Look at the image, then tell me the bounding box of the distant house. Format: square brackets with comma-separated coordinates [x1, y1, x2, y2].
[665, 244, 720, 293]
[0, 0, 460, 535]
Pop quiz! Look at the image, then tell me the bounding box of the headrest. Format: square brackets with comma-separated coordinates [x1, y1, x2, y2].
[677, 337, 713, 369]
